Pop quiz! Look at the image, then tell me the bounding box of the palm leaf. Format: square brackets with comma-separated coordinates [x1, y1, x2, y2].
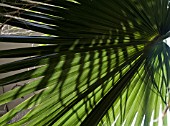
[0, 0, 170, 125]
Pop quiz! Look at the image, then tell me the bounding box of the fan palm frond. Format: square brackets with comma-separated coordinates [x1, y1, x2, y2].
[0, 0, 170, 125]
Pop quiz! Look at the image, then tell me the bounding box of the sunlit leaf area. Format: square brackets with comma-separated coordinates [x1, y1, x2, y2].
[0, 0, 170, 126]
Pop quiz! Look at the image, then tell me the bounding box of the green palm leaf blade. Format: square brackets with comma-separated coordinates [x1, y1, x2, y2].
[0, 0, 170, 125]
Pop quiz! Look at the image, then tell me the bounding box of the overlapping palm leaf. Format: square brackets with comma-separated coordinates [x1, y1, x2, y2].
[0, 0, 170, 125]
